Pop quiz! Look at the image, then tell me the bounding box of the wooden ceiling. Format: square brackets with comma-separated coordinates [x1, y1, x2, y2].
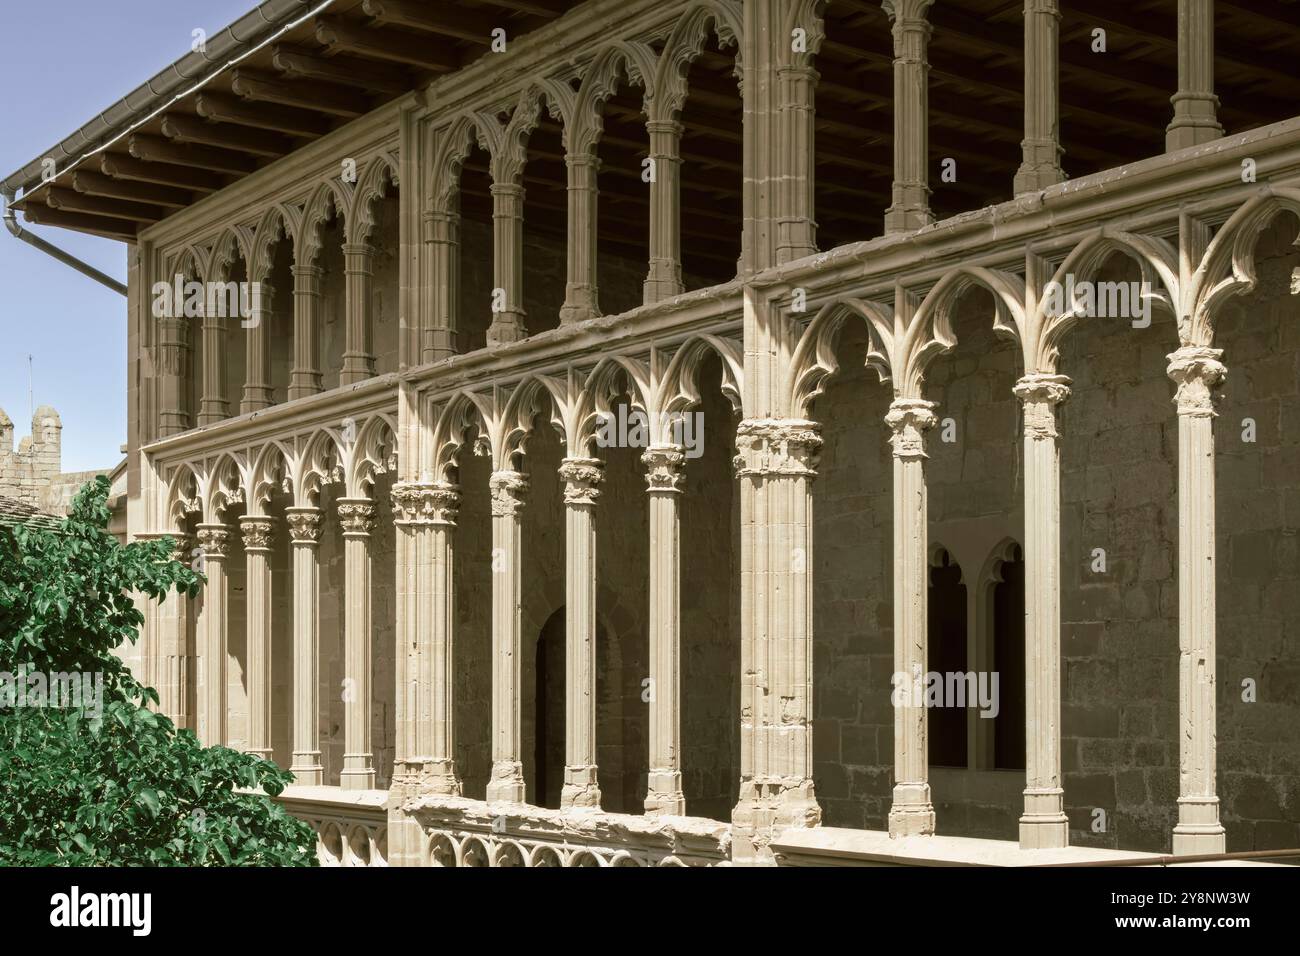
[16, 0, 1300, 278]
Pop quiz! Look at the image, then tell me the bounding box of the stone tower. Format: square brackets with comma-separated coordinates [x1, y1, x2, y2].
[0, 405, 64, 506]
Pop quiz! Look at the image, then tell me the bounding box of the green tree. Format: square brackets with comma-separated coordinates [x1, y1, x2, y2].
[0, 476, 317, 866]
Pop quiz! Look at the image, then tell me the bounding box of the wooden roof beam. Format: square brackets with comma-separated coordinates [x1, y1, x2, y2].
[230, 69, 372, 118]
[314, 18, 459, 72]
[23, 205, 139, 242]
[361, 0, 498, 43]
[45, 186, 164, 224]
[128, 134, 258, 175]
[271, 45, 411, 95]
[100, 154, 225, 192]
[161, 114, 293, 159]
[195, 92, 334, 138]
[71, 170, 193, 209]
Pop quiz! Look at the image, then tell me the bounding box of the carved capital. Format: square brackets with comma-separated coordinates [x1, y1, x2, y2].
[239, 515, 276, 552]
[337, 498, 376, 536]
[195, 523, 230, 558]
[642, 445, 686, 494]
[885, 399, 937, 460]
[733, 418, 823, 479]
[285, 507, 323, 544]
[559, 457, 604, 507]
[489, 471, 530, 517]
[1166, 346, 1227, 418]
[390, 481, 460, 526]
[1014, 373, 1072, 441]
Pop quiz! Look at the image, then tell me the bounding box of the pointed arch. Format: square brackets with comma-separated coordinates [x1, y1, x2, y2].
[165, 462, 202, 530]
[653, 0, 743, 123]
[299, 179, 349, 266]
[343, 412, 398, 498]
[781, 0, 827, 70]
[248, 206, 292, 284]
[348, 155, 400, 246]
[246, 440, 291, 516]
[787, 297, 895, 419]
[570, 42, 658, 157]
[427, 115, 482, 215]
[428, 391, 488, 483]
[660, 333, 744, 417]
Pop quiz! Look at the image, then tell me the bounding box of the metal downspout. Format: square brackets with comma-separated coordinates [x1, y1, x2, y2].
[3, 192, 127, 296]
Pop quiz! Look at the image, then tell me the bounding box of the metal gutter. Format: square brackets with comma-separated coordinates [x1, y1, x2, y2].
[0, 0, 331, 200]
[2, 191, 127, 295]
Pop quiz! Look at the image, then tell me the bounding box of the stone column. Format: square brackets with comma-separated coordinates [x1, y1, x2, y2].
[1167, 345, 1227, 855]
[1014, 374, 1072, 848]
[732, 420, 822, 855]
[195, 524, 230, 747]
[883, 0, 935, 234]
[153, 533, 195, 728]
[777, 65, 819, 264]
[158, 317, 189, 434]
[885, 398, 937, 836]
[241, 280, 274, 413]
[487, 471, 528, 803]
[559, 458, 603, 809]
[239, 516, 275, 760]
[289, 263, 322, 400]
[1014, 0, 1065, 195]
[489, 183, 528, 345]
[642, 446, 687, 815]
[286, 506, 323, 785]
[423, 210, 460, 362]
[644, 121, 684, 305]
[339, 498, 376, 789]
[560, 153, 600, 324]
[340, 244, 376, 385]
[197, 306, 228, 425]
[1166, 0, 1223, 151]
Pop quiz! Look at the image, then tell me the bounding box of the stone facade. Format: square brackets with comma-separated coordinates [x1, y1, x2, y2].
[12, 0, 1298, 866]
[0, 405, 115, 516]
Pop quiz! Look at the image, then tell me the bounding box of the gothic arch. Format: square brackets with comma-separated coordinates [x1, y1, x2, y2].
[653, 0, 743, 123]
[787, 297, 895, 419]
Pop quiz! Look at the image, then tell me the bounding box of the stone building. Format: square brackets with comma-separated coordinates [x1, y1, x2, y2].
[3, 0, 1298, 866]
[0, 405, 115, 517]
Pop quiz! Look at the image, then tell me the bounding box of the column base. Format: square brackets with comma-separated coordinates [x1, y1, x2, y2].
[561, 765, 601, 810]
[486, 317, 527, 347]
[1013, 161, 1065, 196]
[645, 769, 686, 816]
[486, 761, 526, 803]
[245, 747, 274, 761]
[1173, 796, 1225, 856]
[240, 387, 273, 414]
[287, 373, 322, 401]
[340, 754, 376, 791]
[888, 783, 935, 837]
[883, 204, 933, 236]
[559, 287, 598, 325]
[1019, 815, 1070, 849]
[730, 777, 821, 865]
[413, 758, 463, 797]
[291, 754, 323, 786]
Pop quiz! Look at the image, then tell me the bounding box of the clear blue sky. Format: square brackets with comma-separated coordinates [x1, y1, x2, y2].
[0, 0, 255, 472]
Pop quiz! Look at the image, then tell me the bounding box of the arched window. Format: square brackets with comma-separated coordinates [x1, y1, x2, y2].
[928, 546, 967, 769]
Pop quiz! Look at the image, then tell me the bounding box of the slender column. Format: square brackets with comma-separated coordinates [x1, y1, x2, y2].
[1167, 346, 1227, 855]
[883, 0, 935, 234]
[241, 280, 274, 412]
[644, 121, 684, 304]
[286, 506, 323, 784]
[489, 183, 528, 345]
[157, 317, 189, 434]
[340, 244, 376, 385]
[152, 534, 195, 727]
[288, 264, 323, 400]
[240, 516, 275, 760]
[423, 210, 460, 362]
[1014, 0, 1065, 195]
[487, 471, 528, 803]
[1166, 0, 1223, 151]
[643, 446, 687, 815]
[559, 458, 603, 809]
[197, 305, 228, 425]
[560, 153, 600, 324]
[195, 524, 229, 747]
[1014, 374, 1072, 848]
[732, 420, 822, 840]
[339, 499, 376, 789]
[886, 398, 937, 836]
[777, 66, 819, 264]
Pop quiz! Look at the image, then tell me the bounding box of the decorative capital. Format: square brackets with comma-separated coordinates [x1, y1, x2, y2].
[239, 515, 275, 552]
[1166, 346, 1227, 418]
[195, 523, 230, 558]
[733, 418, 823, 479]
[559, 457, 604, 507]
[642, 445, 686, 493]
[1014, 373, 1072, 441]
[285, 507, 323, 544]
[882, 0, 936, 26]
[391, 481, 460, 526]
[337, 498, 376, 536]
[489, 471, 530, 517]
[885, 399, 937, 460]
